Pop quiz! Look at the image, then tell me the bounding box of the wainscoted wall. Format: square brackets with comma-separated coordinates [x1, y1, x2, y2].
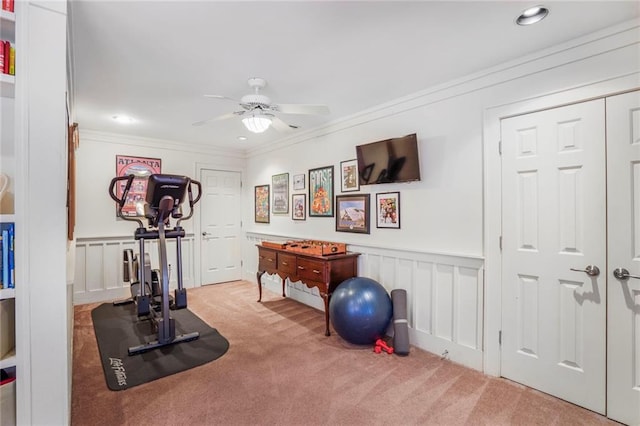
[244, 232, 484, 370]
[73, 235, 196, 305]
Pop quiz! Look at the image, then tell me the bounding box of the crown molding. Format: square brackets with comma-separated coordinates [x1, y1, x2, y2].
[79, 129, 247, 159]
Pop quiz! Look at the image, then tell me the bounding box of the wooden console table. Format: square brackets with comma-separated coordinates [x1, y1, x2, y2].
[256, 245, 360, 336]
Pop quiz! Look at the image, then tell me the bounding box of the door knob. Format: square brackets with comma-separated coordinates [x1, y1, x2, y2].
[613, 268, 640, 281]
[570, 265, 600, 277]
[202, 231, 210, 237]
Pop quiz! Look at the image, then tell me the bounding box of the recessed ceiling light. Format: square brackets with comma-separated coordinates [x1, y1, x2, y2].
[238, 136, 248, 141]
[112, 115, 135, 124]
[516, 5, 549, 26]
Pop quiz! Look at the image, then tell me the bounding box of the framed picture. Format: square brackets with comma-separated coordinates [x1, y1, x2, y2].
[293, 173, 306, 191]
[376, 192, 400, 229]
[340, 159, 360, 192]
[67, 123, 79, 240]
[255, 185, 270, 223]
[271, 173, 289, 214]
[309, 165, 334, 217]
[292, 194, 306, 221]
[336, 194, 370, 234]
[115, 155, 162, 217]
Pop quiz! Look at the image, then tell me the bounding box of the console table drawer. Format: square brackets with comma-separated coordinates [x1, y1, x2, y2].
[258, 248, 277, 271]
[296, 258, 326, 282]
[278, 253, 297, 275]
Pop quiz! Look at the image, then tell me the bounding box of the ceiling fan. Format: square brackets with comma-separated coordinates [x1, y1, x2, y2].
[192, 78, 330, 133]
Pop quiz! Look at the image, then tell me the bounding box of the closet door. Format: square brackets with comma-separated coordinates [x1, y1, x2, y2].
[500, 99, 607, 413]
[606, 90, 640, 426]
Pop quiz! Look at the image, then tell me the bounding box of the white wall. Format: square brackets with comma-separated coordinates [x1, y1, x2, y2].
[245, 101, 484, 255]
[243, 21, 640, 257]
[75, 131, 245, 238]
[73, 131, 245, 302]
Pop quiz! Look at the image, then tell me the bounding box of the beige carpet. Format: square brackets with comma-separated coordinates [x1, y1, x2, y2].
[71, 280, 614, 425]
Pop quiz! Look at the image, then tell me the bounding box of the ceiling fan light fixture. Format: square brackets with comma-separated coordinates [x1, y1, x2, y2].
[242, 113, 272, 133]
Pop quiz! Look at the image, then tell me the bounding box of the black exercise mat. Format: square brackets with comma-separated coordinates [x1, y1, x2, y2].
[91, 302, 229, 391]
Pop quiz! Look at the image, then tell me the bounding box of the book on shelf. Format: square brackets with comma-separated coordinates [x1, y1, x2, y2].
[0, 40, 11, 76]
[0, 223, 14, 289]
[8, 44, 13, 75]
[1, 41, 8, 75]
[0, 230, 3, 289]
[7, 224, 12, 289]
[1, 229, 7, 289]
[1, 0, 14, 13]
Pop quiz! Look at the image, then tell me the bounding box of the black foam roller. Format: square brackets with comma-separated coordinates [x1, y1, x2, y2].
[391, 289, 409, 356]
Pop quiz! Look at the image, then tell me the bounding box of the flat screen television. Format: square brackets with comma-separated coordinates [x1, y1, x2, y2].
[356, 133, 421, 185]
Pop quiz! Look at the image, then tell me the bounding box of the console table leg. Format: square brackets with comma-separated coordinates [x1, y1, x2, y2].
[322, 293, 331, 336]
[256, 270, 265, 302]
[281, 277, 286, 298]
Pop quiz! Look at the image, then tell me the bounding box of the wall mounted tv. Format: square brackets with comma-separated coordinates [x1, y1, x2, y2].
[356, 133, 421, 185]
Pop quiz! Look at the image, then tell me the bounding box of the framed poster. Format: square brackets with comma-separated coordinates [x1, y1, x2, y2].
[67, 122, 79, 240]
[115, 155, 162, 217]
[293, 173, 306, 190]
[255, 184, 270, 223]
[292, 194, 306, 221]
[271, 173, 289, 214]
[340, 159, 360, 192]
[336, 194, 370, 234]
[309, 165, 334, 217]
[376, 192, 400, 229]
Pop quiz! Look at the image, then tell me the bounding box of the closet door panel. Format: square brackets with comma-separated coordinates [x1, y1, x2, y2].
[501, 99, 606, 414]
[606, 90, 640, 426]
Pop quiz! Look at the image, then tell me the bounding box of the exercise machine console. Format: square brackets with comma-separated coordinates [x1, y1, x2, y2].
[109, 173, 202, 355]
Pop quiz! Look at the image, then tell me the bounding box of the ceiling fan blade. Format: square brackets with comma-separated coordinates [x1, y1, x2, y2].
[271, 116, 299, 132]
[275, 104, 330, 115]
[203, 94, 242, 103]
[192, 111, 243, 126]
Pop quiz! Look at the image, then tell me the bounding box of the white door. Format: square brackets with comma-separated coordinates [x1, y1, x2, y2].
[606, 90, 640, 426]
[501, 100, 607, 413]
[200, 169, 242, 284]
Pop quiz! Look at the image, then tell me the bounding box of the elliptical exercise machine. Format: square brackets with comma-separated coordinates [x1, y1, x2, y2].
[109, 173, 202, 355]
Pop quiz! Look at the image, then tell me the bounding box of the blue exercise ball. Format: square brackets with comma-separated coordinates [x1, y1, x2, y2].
[329, 277, 393, 345]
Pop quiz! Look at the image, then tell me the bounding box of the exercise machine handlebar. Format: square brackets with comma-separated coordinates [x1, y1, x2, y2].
[108, 174, 202, 229]
[109, 174, 145, 228]
[177, 179, 201, 226]
[109, 174, 135, 207]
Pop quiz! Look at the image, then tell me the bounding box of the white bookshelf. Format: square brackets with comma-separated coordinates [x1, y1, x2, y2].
[0, 9, 15, 38]
[0, 214, 15, 222]
[0, 6, 17, 425]
[0, 73, 15, 96]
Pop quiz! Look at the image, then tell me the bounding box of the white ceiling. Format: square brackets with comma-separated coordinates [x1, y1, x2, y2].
[68, 1, 639, 152]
